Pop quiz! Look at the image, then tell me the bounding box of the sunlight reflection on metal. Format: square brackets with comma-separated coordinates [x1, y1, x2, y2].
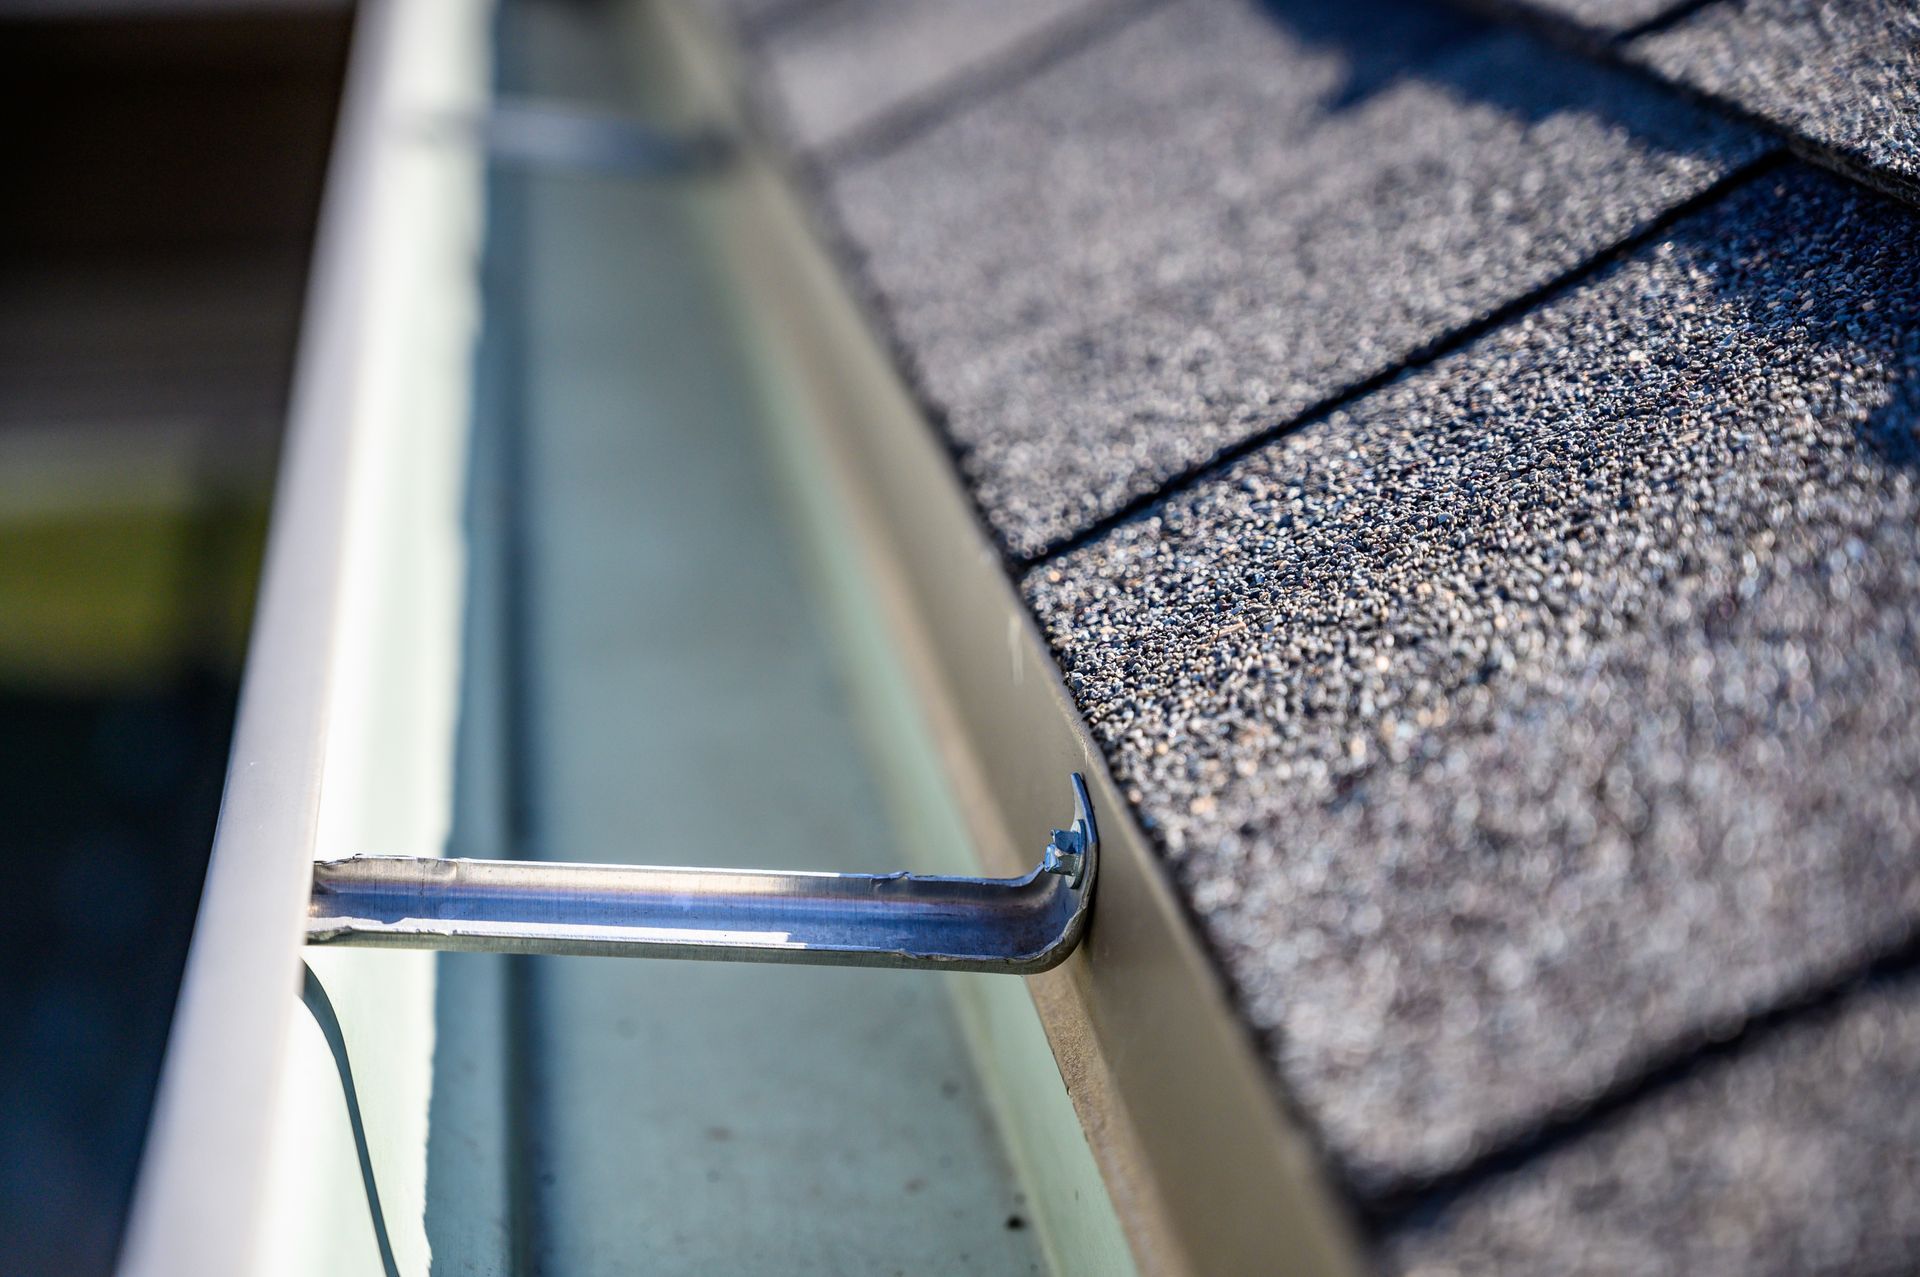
[308, 774, 1097, 974]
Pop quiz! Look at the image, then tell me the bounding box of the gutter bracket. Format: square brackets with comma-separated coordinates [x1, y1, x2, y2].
[306, 773, 1097, 975]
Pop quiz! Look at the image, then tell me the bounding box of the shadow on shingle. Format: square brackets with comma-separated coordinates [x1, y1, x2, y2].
[821, 0, 1770, 557]
[1023, 164, 1920, 1217]
[1252, 0, 1483, 115]
[1860, 367, 1920, 468]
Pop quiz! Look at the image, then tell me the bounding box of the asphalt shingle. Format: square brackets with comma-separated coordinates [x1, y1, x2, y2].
[736, 0, 1122, 156]
[1383, 967, 1920, 1276]
[823, 0, 1767, 557]
[1632, 0, 1920, 203]
[1023, 166, 1920, 1194]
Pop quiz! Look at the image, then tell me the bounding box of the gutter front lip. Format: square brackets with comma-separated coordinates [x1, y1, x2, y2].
[117, 3, 419, 1273]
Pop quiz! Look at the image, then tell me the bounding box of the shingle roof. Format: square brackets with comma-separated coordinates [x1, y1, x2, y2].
[1383, 962, 1920, 1276]
[1026, 164, 1920, 1198]
[1456, 0, 1920, 200]
[1632, 0, 1920, 202]
[820, 0, 1768, 557]
[710, 0, 1920, 1268]
[727, 0, 1128, 157]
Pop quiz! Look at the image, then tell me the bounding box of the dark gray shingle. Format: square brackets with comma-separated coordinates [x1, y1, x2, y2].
[1633, 0, 1920, 202]
[1023, 166, 1920, 1193]
[823, 0, 1767, 556]
[1382, 968, 1920, 1276]
[740, 0, 1120, 155]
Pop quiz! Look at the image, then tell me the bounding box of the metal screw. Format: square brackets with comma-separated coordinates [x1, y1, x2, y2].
[1041, 825, 1087, 885]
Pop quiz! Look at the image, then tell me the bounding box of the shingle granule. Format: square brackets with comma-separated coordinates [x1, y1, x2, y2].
[1025, 166, 1920, 1195]
[741, 0, 1118, 154]
[826, 0, 1766, 556]
[1634, 0, 1920, 202]
[1384, 970, 1920, 1276]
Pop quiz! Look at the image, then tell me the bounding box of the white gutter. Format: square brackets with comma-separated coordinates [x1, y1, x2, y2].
[117, 2, 486, 1271]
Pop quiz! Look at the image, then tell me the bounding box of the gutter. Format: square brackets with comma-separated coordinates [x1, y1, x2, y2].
[117, 1, 488, 1271]
[118, 0, 1370, 1269]
[649, 5, 1370, 1272]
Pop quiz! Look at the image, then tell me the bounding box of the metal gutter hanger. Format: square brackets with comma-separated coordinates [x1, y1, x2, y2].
[308, 774, 1097, 974]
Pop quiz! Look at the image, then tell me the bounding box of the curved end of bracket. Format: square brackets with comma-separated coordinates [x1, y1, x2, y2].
[1018, 772, 1099, 973]
[1041, 772, 1098, 890]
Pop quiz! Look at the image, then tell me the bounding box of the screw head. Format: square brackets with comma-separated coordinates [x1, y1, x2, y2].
[1041, 825, 1087, 885]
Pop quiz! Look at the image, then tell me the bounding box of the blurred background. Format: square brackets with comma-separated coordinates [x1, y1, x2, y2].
[0, 4, 351, 1271]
